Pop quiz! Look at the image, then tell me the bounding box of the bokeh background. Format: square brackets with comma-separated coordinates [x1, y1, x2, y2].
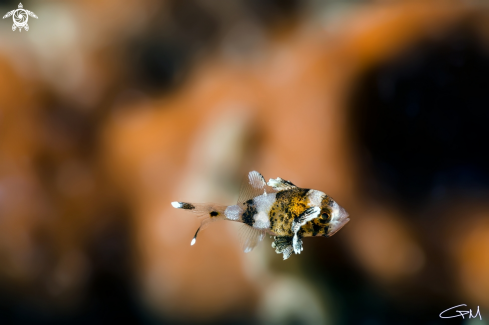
[0, 0, 488, 324]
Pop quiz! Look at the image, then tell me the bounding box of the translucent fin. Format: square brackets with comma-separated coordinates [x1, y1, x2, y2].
[267, 177, 297, 191]
[171, 201, 227, 245]
[190, 217, 217, 246]
[291, 207, 321, 254]
[238, 171, 273, 204]
[171, 202, 225, 215]
[238, 223, 266, 253]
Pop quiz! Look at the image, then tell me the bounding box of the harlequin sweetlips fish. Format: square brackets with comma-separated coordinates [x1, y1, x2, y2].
[171, 171, 350, 260]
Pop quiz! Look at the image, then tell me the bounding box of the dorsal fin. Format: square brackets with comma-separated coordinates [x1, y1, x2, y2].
[267, 177, 297, 191]
[237, 171, 272, 204]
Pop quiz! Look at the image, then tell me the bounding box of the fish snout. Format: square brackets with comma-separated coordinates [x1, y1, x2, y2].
[328, 202, 350, 237]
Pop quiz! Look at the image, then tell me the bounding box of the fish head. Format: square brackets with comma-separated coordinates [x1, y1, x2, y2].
[324, 197, 350, 237]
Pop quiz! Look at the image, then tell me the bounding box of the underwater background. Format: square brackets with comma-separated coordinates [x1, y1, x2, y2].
[0, 0, 487, 324]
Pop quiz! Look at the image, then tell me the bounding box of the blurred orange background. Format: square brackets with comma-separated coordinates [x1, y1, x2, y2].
[0, 0, 488, 324]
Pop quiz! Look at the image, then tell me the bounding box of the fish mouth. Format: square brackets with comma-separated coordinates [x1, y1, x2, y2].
[328, 204, 350, 237]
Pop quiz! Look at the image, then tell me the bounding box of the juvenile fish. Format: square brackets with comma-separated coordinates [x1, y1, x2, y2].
[171, 171, 350, 260]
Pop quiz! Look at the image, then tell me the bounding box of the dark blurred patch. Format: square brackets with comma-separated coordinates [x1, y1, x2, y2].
[126, 0, 303, 96]
[77, 216, 143, 325]
[0, 215, 144, 325]
[128, 37, 193, 96]
[126, 0, 220, 95]
[0, 0, 18, 7]
[245, 0, 302, 26]
[351, 25, 489, 207]
[41, 104, 97, 154]
[169, 0, 220, 46]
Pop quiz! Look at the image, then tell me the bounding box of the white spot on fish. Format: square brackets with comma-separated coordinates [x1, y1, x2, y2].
[252, 193, 276, 229]
[307, 190, 325, 207]
[171, 201, 182, 208]
[224, 204, 242, 220]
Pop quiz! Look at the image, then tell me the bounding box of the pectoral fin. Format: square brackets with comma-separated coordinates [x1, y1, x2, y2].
[291, 207, 321, 254]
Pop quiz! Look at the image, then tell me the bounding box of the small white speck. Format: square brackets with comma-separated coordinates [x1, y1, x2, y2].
[244, 247, 252, 253]
[191, 238, 196, 246]
[171, 202, 182, 208]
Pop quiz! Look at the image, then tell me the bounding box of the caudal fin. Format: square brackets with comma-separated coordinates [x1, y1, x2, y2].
[171, 201, 227, 246]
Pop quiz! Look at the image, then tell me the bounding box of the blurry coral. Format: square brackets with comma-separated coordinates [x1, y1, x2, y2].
[1, 0, 489, 324]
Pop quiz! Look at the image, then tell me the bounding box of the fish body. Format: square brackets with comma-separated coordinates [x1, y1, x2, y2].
[172, 171, 349, 260]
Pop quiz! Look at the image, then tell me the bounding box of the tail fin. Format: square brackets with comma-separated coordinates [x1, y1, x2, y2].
[171, 201, 227, 246]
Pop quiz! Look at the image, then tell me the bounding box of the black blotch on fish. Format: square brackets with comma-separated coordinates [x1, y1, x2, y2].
[270, 215, 276, 230]
[182, 203, 195, 210]
[318, 217, 328, 224]
[210, 211, 219, 217]
[242, 199, 257, 227]
[298, 228, 305, 239]
[283, 180, 296, 186]
[312, 222, 323, 236]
